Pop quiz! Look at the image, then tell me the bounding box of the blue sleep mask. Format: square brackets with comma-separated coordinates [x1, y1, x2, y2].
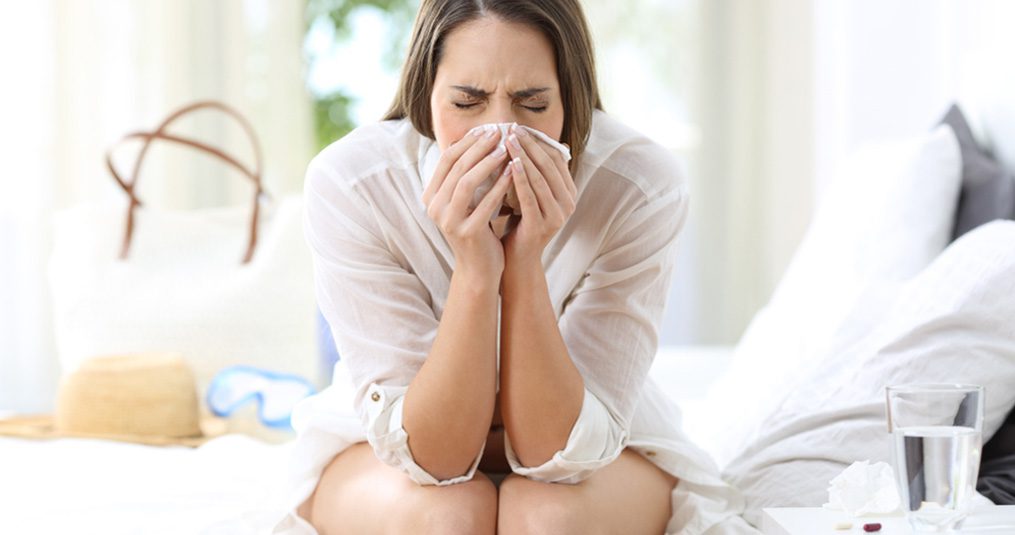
[206, 366, 316, 429]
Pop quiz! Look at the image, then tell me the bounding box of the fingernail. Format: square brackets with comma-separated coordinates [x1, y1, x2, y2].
[491, 144, 506, 157]
[508, 134, 521, 150]
[470, 127, 484, 137]
[512, 157, 524, 171]
[514, 127, 528, 137]
[485, 127, 498, 139]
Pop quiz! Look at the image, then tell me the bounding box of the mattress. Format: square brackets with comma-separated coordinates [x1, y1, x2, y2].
[0, 345, 734, 534]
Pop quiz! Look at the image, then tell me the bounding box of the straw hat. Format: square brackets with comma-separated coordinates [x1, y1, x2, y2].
[0, 353, 225, 447]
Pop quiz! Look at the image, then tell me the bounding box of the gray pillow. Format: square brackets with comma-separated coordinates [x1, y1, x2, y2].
[940, 104, 1015, 240]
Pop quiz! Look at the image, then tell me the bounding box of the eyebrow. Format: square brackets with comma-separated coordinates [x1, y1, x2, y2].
[451, 85, 551, 99]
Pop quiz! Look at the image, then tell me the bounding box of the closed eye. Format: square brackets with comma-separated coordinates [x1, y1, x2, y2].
[453, 102, 547, 112]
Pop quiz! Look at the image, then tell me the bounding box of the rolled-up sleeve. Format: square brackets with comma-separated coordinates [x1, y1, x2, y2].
[506, 158, 689, 483]
[305, 156, 481, 486]
[504, 386, 627, 483]
[362, 382, 485, 486]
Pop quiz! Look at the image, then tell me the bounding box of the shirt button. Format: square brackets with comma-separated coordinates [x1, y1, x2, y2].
[371, 392, 381, 402]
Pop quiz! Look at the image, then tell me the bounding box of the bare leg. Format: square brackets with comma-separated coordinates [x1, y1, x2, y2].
[301, 442, 498, 535]
[497, 448, 678, 535]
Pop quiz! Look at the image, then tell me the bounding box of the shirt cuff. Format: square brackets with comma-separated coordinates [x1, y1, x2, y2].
[504, 387, 628, 484]
[363, 382, 485, 486]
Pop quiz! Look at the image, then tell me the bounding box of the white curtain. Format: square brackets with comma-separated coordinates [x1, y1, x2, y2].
[0, 0, 314, 413]
[584, 0, 819, 345]
[689, 0, 819, 343]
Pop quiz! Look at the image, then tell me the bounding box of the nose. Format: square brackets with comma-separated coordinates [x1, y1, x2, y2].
[484, 99, 519, 126]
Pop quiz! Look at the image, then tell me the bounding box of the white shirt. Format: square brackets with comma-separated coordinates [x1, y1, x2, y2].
[275, 111, 758, 535]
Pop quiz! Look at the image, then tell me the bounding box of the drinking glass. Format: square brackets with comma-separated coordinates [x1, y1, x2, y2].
[886, 384, 984, 532]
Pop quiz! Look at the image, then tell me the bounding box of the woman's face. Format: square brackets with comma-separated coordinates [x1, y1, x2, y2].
[430, 16, 564, 151]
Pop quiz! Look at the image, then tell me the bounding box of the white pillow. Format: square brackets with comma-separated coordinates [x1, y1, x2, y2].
[722, 220, 1015, 525]
[691, 125, 962, 468]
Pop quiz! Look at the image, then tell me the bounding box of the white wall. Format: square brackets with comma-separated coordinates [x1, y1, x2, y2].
[813, 0, 1015, 195]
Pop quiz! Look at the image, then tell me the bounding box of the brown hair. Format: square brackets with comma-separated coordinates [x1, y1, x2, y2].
[383, 0, 602, 168]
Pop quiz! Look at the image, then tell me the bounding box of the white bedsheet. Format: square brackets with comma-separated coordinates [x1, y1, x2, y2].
[0, 435, 293, 534]
[0, 345, 734, 534]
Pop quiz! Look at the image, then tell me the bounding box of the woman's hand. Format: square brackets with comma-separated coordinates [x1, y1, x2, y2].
[502, 125, 577, 265]
[422, 128, 514, 282]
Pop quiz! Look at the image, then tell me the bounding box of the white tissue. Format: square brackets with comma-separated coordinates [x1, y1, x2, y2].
[823, 461, 901, 517]
[420, 123, 571, 220]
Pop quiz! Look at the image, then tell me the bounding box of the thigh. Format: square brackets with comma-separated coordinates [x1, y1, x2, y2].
[301, 442, 499, 535]
[498, 448, 678, 535]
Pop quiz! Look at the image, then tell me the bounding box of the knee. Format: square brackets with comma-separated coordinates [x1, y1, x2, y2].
[395, 474, 498, 535]
[498, 474, 591, 535]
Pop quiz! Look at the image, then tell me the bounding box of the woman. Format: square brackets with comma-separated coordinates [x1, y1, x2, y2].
[277, 0, 751, 533]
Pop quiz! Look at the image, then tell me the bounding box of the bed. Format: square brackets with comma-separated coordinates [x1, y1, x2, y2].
[0, 433, 292, 534]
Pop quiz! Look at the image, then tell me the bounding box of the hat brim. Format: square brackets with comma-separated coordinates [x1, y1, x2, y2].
[0, 414, 228, 448]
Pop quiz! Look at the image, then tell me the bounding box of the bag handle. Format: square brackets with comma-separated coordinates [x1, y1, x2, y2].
[105, 101, 266, 264]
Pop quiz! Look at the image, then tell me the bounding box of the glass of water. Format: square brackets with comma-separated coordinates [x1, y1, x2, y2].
[886, 384, 983, 532]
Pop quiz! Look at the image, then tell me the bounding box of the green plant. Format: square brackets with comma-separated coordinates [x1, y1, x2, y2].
[305, 0, 418, 150]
